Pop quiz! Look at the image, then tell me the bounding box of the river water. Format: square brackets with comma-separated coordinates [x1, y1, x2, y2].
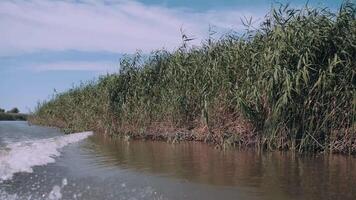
[0, 121, 356, 200]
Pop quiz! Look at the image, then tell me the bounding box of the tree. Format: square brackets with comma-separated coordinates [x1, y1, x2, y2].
[7, 107, 20, 114]
[0, 108, 5, 113]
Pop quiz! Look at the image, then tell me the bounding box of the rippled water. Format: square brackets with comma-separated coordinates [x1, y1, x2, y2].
[1, 121, 356, 200]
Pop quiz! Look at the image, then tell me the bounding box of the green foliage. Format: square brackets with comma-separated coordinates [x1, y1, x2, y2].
[0, 113, 27, 121]
[0, 108, 5, 113]
[7, 107, 20, 114]
[31, 2, 356, 153]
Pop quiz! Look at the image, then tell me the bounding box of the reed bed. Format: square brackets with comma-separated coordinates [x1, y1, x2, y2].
[30, 2, 356, 154]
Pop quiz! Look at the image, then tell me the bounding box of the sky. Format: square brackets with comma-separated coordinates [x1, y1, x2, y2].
[0, 0, 344, 113]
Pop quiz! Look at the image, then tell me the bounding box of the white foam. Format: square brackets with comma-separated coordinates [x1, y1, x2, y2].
[48, 185, 62, 200]
[0, 131, 93, 181]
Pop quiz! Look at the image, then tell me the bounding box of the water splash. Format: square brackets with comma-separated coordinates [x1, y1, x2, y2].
[0, 132, 93, 181]
[48, 185, 62, 200]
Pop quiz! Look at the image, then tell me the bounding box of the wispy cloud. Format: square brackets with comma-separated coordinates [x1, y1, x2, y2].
[0, 50, 121, 72]
[30, 61, 118, 72]
[0, 0, 263, 56]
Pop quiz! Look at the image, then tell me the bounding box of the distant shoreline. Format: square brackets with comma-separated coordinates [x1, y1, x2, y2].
[0, 113, 28, 121]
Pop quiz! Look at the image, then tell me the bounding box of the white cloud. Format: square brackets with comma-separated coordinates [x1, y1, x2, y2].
[0, 0, 263, 56]
[30, 61, 118, 72]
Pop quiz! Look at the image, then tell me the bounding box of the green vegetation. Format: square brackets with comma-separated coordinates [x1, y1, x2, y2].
[0, 113, 27, 121]
[0, 107, 27, 121]
[30, 2, 356, 154]
[7, 107, 20, 114]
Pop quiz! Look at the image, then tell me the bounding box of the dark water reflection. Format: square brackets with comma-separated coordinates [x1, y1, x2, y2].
[85, 134, 356, 200]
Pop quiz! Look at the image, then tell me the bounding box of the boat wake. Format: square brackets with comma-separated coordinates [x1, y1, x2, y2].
[0, 131, 93, 181]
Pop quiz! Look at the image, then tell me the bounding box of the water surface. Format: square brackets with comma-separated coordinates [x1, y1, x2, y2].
[1, 121, 355, 200]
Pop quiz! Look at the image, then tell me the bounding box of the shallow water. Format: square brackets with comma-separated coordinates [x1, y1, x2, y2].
[1, 121, 356, 200]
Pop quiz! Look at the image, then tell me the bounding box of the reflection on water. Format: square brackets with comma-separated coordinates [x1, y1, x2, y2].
[1, 121, 356, 200]
[86, 134, 356, 200]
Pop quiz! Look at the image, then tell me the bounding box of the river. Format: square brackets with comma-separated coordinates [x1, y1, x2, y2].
[0, 121, 355, 200]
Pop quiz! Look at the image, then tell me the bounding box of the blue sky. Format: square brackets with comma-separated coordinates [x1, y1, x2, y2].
[0, 0, 344, 113]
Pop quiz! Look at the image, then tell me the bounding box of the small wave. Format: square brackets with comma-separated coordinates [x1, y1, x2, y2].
[0, 132, 93, 181]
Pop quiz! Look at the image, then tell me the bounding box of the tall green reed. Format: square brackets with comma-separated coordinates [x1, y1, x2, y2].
[31, 2, 356, 153]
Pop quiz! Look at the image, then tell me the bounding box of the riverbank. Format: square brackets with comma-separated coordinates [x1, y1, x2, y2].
[0, 113, 28, 121]
[30, 3, 356, 154]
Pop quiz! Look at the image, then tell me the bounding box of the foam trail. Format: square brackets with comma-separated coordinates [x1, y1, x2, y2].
[0, 131, 93, 181]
